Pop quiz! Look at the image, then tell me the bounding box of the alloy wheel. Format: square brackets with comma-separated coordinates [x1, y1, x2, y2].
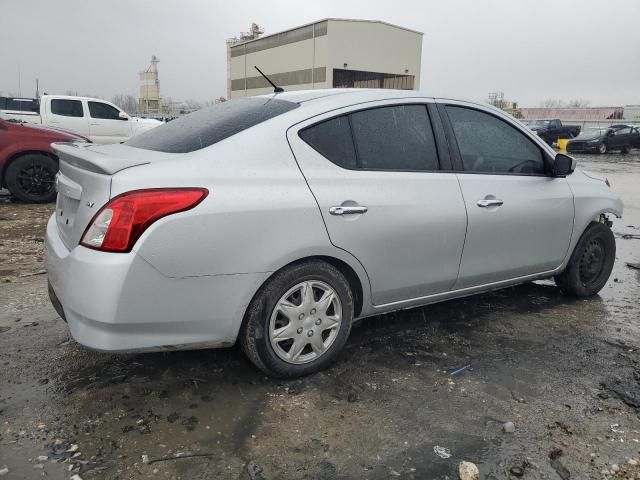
[15, 161, 56, 198]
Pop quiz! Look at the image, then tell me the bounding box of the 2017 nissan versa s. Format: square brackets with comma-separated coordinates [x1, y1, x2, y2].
[46, 89, 623, 378]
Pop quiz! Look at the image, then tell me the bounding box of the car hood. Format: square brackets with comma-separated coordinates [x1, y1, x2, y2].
[581, 169, 607, 183]
[15, 122, 90, 142]
[572, 132, 604, 141]
[130, 117, 163, 126]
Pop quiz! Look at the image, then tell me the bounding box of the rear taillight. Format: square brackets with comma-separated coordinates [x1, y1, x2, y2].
[80, 188, 208, 252]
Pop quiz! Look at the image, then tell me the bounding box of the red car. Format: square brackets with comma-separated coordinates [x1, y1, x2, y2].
[0, 119, 89, 202]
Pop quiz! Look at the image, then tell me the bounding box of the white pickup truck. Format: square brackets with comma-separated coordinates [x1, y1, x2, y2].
[0, 95, 161, 144]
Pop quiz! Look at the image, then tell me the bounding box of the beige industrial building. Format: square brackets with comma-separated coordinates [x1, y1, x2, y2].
[227, 19, 423, 99]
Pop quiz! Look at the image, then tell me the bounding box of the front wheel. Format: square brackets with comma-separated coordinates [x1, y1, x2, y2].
[240, 260, 354, 378]
[598, 142, 607, 154]
[5, 153, 58, 203]
[555, 222, 616, 297]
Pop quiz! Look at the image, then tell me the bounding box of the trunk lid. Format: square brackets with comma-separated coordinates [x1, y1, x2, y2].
[52, 142, 161, 250]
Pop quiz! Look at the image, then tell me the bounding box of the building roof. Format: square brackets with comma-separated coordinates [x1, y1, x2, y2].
[230, 18, 423, 48]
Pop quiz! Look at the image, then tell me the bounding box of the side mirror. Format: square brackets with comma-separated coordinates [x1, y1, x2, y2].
[118, 111, 129, 121]
[552, 153, 576, 177]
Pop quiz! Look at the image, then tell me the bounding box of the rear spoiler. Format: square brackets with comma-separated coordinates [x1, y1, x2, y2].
[52, 143, 150, 175]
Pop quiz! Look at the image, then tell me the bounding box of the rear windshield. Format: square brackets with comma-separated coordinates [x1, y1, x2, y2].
[0, 97, 40, 113]
[125, 97, 299, 153]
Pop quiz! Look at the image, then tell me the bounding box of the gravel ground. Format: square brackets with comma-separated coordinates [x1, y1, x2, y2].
[1, 152, 639, 480]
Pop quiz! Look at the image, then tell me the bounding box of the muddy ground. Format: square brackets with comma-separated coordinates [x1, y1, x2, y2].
[1, 152, 639, 480]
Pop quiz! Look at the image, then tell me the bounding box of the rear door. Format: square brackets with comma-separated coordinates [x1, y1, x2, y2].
[438, 101, 574, 288]
[288, 99, 468, 306]
[45, 98, 89, 136]
[87, 100, 132, 144]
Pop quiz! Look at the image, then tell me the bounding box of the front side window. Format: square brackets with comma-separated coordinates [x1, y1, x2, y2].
[446, 106, 545, 174]
[51, 99, 84, 118]
[89, 101, 121, 120]
[614, 127, 631, 135]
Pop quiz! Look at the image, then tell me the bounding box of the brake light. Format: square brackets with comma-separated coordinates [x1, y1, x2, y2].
[81, 188, 208, 252]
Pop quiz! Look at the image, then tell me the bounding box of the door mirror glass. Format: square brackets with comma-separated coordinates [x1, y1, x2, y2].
[553, 153, 575, 177]
[118, 111, 129, 121]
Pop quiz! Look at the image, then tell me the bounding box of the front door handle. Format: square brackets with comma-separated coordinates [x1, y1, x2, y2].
[477, 199, 504, 208]
[329, 206, 368, 216]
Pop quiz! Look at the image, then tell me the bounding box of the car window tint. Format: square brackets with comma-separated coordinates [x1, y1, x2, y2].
[51, 99, 84, 118]
[350, 105, 439, 170]
[446, 106, 545, 174]
[126, 97, 299, 153]
[0, 97, 39, 112]
[299, 116, 356, 169]
[615, 127, 631, 135]
[89, 101, 121, 120]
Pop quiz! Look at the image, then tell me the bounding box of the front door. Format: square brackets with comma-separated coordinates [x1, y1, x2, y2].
[87, 100, 132, 144]
[439, 103, 575, 289]
[288, 101, 468, 305]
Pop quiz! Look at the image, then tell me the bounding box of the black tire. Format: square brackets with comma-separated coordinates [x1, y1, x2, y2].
[4, 153, 58, 203]
[240, 260, 354, 378]
[555, 222, 616, 297]
[598, 142, 607, 154]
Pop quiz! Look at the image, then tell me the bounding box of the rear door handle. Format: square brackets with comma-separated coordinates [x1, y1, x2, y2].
[329, 206, 368, 216]
[477, 199, 504, 208]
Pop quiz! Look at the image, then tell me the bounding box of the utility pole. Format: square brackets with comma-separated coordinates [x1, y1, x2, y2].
[18, 64, 21, 96]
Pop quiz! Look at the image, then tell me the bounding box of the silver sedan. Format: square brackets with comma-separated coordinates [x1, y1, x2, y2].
[46, 89, 623, 377]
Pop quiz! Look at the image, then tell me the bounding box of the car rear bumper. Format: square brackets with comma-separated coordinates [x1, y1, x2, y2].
[45, 214, 269, 352]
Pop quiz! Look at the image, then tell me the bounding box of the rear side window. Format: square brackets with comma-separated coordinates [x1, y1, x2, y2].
[126, 97, 299, 153]
[299, 104, 440, 171]
[351, 105, 439, 170]
[299, 116, 356, 169]
[89, 101, 121, 120]
[446, 106, 545, 174]
[51, 99, 84, 117]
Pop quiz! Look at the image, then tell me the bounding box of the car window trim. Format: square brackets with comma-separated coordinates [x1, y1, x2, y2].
[298, 102, 445, 173]
[437, 102, 554, 177]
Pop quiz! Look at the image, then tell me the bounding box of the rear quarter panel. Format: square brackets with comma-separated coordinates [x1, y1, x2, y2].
[110, 118, 372, 307]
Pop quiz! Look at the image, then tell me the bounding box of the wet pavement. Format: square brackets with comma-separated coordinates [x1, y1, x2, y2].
[1, 152, 639, 479]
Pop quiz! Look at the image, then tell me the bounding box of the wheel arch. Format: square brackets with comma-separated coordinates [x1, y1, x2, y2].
[1, 150, 58, 188]
[244, 254, 368, 324]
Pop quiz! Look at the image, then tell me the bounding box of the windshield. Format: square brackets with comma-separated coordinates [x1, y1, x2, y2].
[575, 128, 607, 139]
[125, 97, 299, 153]
[529, 120, 551, 127]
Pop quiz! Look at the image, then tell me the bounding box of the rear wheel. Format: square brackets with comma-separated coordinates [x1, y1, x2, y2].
[240, 260, 354, 378]
[598, 142, 607, 154]
[555, 222, 616, 297]
[5, 153, 58, 203]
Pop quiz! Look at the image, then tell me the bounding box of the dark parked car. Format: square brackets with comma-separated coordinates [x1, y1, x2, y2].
[528, 119, 581, 145]
[0, 118, 89, 202]
[567, 125, 639, 154]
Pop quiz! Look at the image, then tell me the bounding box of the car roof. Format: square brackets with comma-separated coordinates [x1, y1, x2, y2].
[256, 89, 499, 118]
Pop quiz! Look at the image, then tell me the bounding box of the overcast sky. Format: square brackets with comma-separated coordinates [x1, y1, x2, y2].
[1, 0, 639, 107]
